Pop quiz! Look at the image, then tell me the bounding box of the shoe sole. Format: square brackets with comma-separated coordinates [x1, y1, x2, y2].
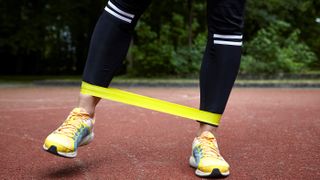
[189, 156, 230, 178]
[43, 132, 94, 158]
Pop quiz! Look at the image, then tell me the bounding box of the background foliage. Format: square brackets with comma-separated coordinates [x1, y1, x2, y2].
[0, 0, 319, 76]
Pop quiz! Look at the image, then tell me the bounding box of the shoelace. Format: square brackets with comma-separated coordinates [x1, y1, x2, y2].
[55, 111, 89, 139]
[198, 136, 221, 158]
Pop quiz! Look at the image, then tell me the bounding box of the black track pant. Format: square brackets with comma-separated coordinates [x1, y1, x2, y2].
[83, 0, 246, 122]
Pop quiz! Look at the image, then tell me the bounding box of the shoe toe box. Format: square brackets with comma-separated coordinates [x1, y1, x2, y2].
[44, 133, 75, 153]
[198, 158, 230, 174]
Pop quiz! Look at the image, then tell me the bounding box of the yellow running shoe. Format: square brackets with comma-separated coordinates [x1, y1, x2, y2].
[43, 108, 94, 158]
[189, 131, 230, 177]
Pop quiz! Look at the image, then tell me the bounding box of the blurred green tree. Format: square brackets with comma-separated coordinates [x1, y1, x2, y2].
[0, 0, 318, 76]
[240, 21, 316, 75]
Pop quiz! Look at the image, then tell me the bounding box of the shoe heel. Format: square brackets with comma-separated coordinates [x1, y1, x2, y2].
[79, 132, 94, 146]
[189, 156, 197, 168]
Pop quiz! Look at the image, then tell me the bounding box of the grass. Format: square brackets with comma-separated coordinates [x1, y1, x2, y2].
[236, 79, 320, 84]
[0, 75, 319, 86]
[0, 75, 81, 83]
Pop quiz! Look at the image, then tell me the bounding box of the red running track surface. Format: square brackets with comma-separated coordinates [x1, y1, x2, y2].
[0, 86, 319, 179]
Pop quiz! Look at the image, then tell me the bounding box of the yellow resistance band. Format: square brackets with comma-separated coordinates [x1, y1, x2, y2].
[81, 81, 221, 126]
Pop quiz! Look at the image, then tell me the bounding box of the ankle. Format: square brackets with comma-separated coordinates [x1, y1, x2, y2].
[78, 93, 101, 118]
[197, 123, 218, 137]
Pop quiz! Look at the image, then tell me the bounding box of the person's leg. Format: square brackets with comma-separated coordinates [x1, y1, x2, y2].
[198, 0, 246, 135]
[43, 0, 151, 157]
[190, 0, 246, 177]
[78, 0, 151, 117]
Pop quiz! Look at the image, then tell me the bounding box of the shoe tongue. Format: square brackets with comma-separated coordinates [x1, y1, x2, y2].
[200, 131, 215, 139]
[71, 108, 89, 116]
